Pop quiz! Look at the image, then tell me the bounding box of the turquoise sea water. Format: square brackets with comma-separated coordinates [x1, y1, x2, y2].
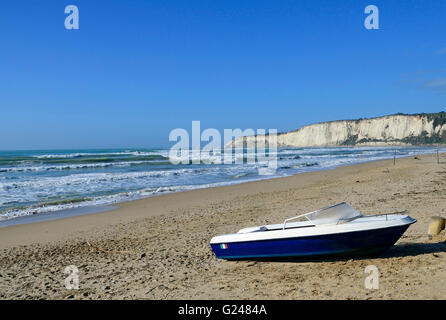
[0, 146, 442, 221]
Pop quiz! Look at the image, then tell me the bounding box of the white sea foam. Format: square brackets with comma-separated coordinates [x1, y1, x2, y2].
[33, 151, 162, 159]
[0, 160, 163, 173]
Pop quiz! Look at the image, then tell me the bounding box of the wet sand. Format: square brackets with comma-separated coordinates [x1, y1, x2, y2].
[0, 154, 445, 299]
[0, 206, 118, 228]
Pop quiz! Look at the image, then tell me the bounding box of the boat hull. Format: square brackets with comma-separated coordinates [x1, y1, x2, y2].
[211, 224, 411, 260]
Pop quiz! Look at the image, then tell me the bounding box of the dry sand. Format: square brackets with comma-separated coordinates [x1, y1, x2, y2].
[0, 153, 445, 300]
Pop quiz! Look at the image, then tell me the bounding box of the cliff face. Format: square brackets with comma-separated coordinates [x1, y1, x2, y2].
[230, 113, 446, 148]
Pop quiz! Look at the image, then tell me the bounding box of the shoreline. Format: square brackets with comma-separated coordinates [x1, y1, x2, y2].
[0, 153, 441, 249]
[0, 155, 400, 249]
[0, 205, 118, 228]
[1, 149, 442, 230]
[0, 152, 445, 299]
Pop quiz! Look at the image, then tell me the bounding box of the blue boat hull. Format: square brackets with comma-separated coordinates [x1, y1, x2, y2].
[211, 224, 411, 260]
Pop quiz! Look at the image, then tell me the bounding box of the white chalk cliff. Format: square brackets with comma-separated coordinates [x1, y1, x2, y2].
[229, 113, 446, 147]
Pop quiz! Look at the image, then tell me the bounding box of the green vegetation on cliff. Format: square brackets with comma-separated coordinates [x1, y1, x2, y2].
[396, 112, 446, 129]
[342, 112, 446, 146]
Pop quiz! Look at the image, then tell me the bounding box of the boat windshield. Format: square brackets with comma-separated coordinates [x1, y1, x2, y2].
[306, 202, 362, 225]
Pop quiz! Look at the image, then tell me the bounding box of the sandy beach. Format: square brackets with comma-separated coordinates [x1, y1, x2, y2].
[0, 153, 445, 300]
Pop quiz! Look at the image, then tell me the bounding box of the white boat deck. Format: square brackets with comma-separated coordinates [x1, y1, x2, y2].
[212, 213, 416, 244]
[237, 214, 408, 234]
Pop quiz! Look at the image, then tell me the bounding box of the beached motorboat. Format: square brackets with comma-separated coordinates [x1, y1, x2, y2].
[210, 203, 416, 260]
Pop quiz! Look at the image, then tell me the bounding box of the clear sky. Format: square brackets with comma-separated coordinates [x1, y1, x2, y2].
[1, 0, 445, 149]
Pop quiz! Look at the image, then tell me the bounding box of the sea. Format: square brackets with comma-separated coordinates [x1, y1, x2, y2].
[0, 146, 442, 222]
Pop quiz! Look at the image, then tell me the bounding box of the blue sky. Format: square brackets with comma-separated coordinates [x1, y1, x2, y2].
[1, 0, 445, 149]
